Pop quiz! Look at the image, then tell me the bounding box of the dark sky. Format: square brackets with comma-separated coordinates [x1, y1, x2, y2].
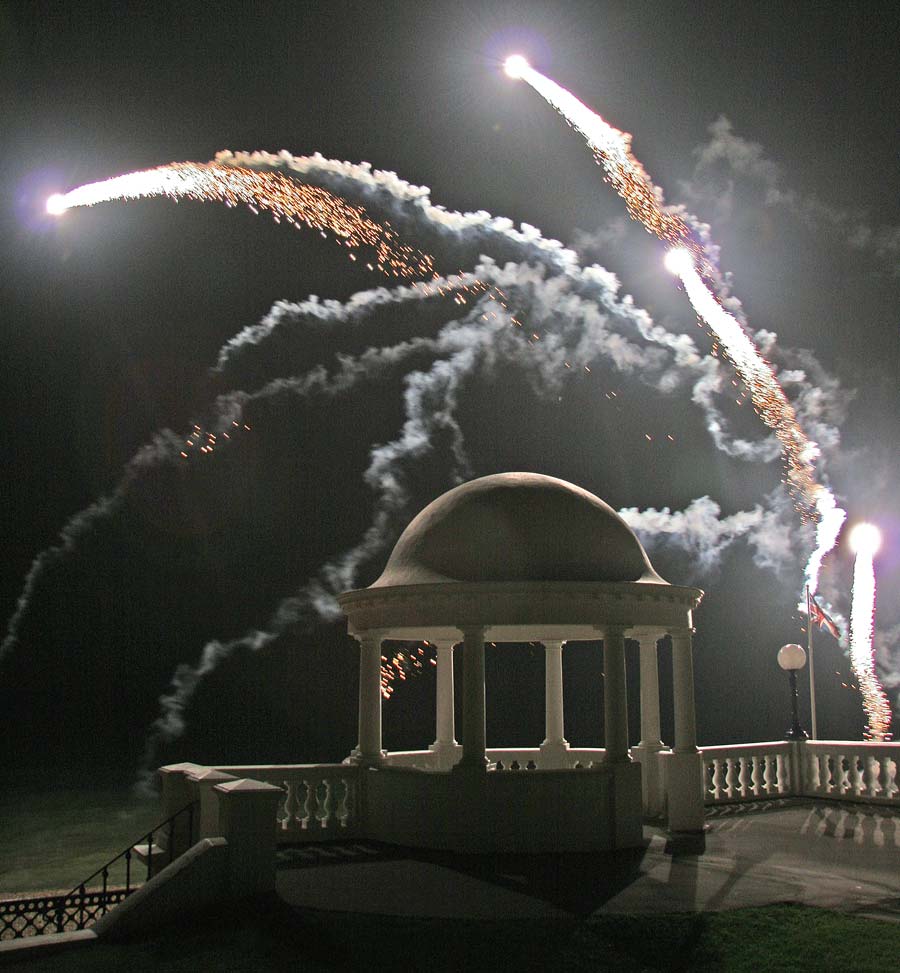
[1, 1, 898, 779]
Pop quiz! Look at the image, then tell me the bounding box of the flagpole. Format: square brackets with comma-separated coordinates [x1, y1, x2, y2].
[806, 586, 818, 740]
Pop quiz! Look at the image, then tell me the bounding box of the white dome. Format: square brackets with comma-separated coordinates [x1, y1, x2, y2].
[371, 472, 666, 588]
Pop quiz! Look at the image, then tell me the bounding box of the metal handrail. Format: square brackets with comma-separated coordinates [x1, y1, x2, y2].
[69, 799, 198, 899]
[0, 800, 198, 941]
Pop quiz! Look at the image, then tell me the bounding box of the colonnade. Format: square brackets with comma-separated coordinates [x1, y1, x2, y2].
[351, 628, 699, 776]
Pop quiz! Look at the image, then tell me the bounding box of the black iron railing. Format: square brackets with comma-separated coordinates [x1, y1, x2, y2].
[0, 800, 197, 941]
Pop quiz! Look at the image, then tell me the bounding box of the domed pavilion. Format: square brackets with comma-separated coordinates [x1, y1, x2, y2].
[338, 472, 705, 851]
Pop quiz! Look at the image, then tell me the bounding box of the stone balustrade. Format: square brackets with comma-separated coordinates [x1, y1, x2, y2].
[804, 741, 898, 804]
[700, 740, 900, 807]
[381, 747, 609, 771]
[213, 764, 360, 842]
[702, 742, 794, 803]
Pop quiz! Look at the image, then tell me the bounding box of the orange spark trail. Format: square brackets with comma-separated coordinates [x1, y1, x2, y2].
[48, 161, 436, 281]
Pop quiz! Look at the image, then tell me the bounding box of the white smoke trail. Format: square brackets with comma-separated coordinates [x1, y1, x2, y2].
[11, 149, 873, 773]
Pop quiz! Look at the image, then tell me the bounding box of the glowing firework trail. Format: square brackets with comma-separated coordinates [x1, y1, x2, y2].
[47, 162, 435, 280]
[666, 250, 841, 547]
[849, 524, 891, 740]
[504, 57, 702, 265]
[506, 58, 844, 582]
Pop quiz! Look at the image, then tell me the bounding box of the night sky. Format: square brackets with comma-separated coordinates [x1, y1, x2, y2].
[2, 1, 898, 783]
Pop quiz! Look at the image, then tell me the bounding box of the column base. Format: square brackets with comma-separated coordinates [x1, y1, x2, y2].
[538, 739, 571, 769]
[429, 741, 462, 770]
[659, 749, 705, 833]
[345, 747, 385, 767]
[632, 742, 666, 818]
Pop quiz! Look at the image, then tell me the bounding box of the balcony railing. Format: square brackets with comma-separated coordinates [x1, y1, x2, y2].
[701, 740, 899, 806]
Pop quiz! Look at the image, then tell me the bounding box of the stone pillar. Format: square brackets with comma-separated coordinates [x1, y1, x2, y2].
[603, 627, 630, 764]
[214, 778, 285, 896]
[156, 762, 203, 862]
[634, 634, 665, 816]
[671, 629, 698, 753]
[539, 641, 569, 768]
[457, 626, 487, 770]
[188, 768, 238, 839]
[429, 640, 459, 768]
[663, 628, 705, 833]
[354, 632, 384, 765]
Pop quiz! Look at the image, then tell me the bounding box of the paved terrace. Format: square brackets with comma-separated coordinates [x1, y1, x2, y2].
[275, 800, 900, 922]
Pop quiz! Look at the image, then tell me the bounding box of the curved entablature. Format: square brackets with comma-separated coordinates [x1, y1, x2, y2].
[338, 579, 702, 642]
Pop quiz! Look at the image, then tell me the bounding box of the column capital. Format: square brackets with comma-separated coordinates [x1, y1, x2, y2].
[354, 630, 387, 646]
[600, 624, 628, 640]
[667, 627, 694, 642]
[458, 624, 486, 641]
[540, 639, 566, 653]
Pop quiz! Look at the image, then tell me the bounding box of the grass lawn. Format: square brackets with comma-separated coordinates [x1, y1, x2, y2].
[0, 788, 158, 895]
[2, 900, 898, 972]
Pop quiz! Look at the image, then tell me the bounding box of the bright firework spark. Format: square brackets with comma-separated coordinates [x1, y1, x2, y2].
[45, 193, 68, 215]
[504, 55, 530, 79]
[45, 162, 435, 281]
[848, 523, 891, 740]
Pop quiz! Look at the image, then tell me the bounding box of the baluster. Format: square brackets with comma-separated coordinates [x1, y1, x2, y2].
[806, 749, 820, 793]
[774, 754, 786, 795]
[819, 753, 832, 796]
[279, 779, 297, 831]
[837, 754, 851, 794]
[725, 758, 738, 799]
[883, 756, 898, 799]
[299, 777, 313, 830]
[748, 756, 760, 797]
[710, 759, 722, 800]
[317, 779, 333, 831]
[336, 777, 352, 828]
[864, 756, 880, 799]
[124, 848, 132, 893]
[738, 757, 750, 798]
[510, 760, 520, 771]
[848, 754, 863, 797]
[760, 755, 772, 795]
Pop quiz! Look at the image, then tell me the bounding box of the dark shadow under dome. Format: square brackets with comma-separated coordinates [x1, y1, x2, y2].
[371, 472, 666, 588]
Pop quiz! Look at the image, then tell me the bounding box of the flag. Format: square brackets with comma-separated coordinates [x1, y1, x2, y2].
[809, 593, 841, 640]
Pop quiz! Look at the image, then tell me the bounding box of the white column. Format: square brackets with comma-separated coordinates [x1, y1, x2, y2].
[458, 626, 487, 770]
[662, 627, 705, 833]
[634, 633, 665, 817]
[603, 626, 630, 763]
[637, 635, 663, 749]
[429, 640, 459, 767]
[539, 641, 569, 767]
[355, 632, 384, 765]
[671, 629, 698, 752]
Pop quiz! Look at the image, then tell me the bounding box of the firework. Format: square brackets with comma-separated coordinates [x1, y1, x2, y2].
[666, 248, 832, 524]
[848, 524, 891, 739]
[46, 161, 435, 281]
[507, 62, 894, 730]
[508, 61, 705, 267]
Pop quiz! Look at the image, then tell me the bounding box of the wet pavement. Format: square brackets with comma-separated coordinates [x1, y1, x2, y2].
[276, 800, 900, 921]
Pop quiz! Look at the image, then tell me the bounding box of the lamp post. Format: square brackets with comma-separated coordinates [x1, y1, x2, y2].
[777, 643, 808, 741]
